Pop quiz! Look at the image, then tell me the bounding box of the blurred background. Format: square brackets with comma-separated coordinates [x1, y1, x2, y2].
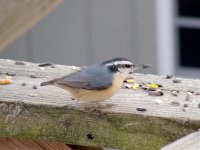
[1, 0, 200, 78]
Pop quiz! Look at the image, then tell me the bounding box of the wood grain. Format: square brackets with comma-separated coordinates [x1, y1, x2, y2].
[0, 59, 200, 150]
[0, 0, 62, 52]
[0, 59, 200, 122]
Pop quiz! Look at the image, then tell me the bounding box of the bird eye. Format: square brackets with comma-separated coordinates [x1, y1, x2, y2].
[125, 64, 131, 68]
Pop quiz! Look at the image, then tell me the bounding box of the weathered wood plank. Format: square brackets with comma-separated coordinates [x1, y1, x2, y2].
[0, 137, 72, 150]
[0, 0, 62, 52]
[0, 59, 200, 122]
[0, 59, 200, 150]
[0, 101, 199, 150]
[161, 130, 200, 150]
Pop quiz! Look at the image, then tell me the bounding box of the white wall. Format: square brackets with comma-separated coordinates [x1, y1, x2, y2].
[1, 0, 157, 73]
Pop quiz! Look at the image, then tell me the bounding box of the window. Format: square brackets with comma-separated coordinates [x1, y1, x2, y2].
[178, 27, 200, 68]
[178, 0, 200, 18]
[175, 0, 200, 77]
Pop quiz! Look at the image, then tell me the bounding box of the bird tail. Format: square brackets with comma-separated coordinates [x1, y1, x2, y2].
[40, 81, 51, 86]
[40, 78, 59, 86]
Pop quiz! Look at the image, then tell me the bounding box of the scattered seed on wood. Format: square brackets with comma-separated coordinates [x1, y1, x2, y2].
[5, 76, 12, 79]
[166, 75, 173, 79]
[39, 67, 44, 70]
[33, 86, 38, 89]
[21, 82, 26, 86]
[38, 62, 53, 67]
[5, 72, 16, 76]
[133, 84, 139, 90]
[187, 90, 195, 93]
[124, 83, 132, 89]
[153, 84, 159, 88]
[29, 75, 38, 78]
[15, 61, 25, 65]
[185, 95, 191, 101]
[29, 93, 37, 97]
[172, 78, 181, 83]
[170, 101, 180, 106]
[71, 98, 76, 100]
[0, 79, 13, 85]
[195, 92, 200, 95]
[147, 87, 157, 91]
[148, 90, 164, 96]
[157, 84, 163, 88]
[125, 79, 134, 83]
[183, 104, 188, 107]
[136, 108, 147, 112]
[150, 83, 159, 89]
[171, 90, 179, 96]
[142, 84, 156, 91]
[141, 85, 148, 91]
[182, 108, 186, 112]
[187, 92, 193, 96]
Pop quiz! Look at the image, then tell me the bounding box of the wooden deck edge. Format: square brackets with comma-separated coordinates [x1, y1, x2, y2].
[0, 101, 199, 150]
[161, 130, 200, 150]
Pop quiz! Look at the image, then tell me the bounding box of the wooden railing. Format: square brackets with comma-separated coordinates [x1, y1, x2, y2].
[0, 59, 200, 150]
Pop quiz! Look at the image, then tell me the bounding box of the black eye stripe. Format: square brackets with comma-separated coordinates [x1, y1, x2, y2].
[125, 64, 131, 68]
[116, 64, 132, 68]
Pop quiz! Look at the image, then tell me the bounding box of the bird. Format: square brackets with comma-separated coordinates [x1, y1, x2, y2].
[41, 57, 151, 102]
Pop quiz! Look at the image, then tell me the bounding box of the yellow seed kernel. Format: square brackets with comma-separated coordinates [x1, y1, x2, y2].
[151, 83, 159, 89]
[126, 79, 134, 83]
[133, 84, 139, 90]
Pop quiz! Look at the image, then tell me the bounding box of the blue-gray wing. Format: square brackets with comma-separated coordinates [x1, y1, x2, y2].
[56, 65, 113, 90]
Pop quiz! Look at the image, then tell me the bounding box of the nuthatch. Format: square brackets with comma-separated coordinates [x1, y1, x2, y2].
[41, 57, 151, 102]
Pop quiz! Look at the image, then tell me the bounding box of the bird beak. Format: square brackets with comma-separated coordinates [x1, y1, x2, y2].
[130, 64, 152, 73]
[129, 64, 153, 74]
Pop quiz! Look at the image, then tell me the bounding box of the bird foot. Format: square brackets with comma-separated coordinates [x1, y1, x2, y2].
[84, 103, 114, 116]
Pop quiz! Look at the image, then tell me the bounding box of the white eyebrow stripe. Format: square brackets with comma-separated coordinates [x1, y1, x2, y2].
[105, 61, 133, 66]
